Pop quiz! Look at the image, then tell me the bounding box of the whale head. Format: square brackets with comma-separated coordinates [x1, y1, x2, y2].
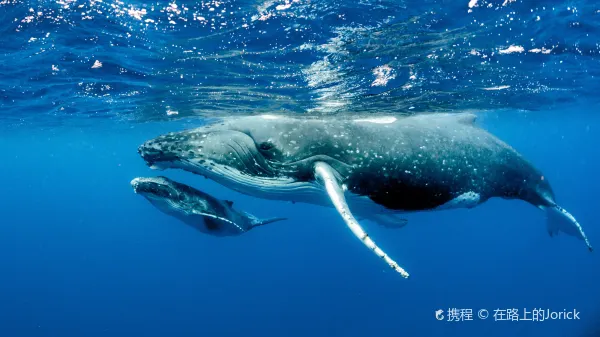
[137, 115, 351, 202]
[131, 176, 186, 203]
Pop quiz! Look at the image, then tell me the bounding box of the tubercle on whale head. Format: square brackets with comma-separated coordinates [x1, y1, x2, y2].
[130, 176, 178, 199]
[135, 118, 351, 203]
[137, 126, 288, 182]
[137, 133, 182, 168]
[136, 116, 369, 203]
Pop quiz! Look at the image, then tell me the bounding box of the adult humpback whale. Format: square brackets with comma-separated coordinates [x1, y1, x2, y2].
[138, 113, 592, 277]
[131, 176, 286, 236]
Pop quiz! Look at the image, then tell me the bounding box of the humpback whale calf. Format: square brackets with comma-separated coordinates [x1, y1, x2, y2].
[131, 176, 286, 236]
[137, 113, 592, 277]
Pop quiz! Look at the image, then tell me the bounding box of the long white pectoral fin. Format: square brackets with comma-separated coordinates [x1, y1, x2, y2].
[313, 161, 410, 278]
[544, 205, 593, 252]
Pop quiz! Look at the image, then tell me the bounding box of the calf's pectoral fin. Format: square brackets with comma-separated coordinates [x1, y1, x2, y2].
[541, 205, 593, 252]
[313, 161, 410, 278]
[193, 211, 245, 233]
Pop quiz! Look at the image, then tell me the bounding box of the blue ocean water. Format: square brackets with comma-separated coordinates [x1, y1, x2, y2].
[1, 0, 599, 336]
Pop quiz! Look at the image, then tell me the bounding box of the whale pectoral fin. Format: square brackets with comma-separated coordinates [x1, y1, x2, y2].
[371, 214, 409, 229]
[313, 161, 410, 278]
[543, 205, 593, 252]
[192, 210, 246, 233]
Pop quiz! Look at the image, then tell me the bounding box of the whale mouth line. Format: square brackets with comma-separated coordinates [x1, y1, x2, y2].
[137, 128, 333, 202]
[179, 157, 295, 184]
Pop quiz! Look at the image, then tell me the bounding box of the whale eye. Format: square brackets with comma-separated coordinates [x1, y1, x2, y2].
[259, 141, 274, 152]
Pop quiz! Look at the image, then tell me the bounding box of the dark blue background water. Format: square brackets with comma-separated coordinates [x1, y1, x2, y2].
[1, 110, 598, 337]
[1, 0, 600, 336]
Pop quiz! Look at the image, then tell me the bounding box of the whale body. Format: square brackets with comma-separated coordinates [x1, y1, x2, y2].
[137, 113, 592, 277]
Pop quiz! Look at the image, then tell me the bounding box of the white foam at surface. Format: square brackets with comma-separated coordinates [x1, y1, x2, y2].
[371, 65, 396, 87]
[499, 45, 524, 54]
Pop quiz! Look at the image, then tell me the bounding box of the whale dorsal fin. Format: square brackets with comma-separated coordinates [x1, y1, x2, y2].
[225, 200, 234, 207]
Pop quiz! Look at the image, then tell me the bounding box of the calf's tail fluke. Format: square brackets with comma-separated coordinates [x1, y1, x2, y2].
[249, 216, 288, 228]
[544, 205, 593, 252]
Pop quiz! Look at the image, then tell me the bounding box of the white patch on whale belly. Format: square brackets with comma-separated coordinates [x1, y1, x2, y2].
[435, 191, 481, 210]
[352, 117, 397, 124]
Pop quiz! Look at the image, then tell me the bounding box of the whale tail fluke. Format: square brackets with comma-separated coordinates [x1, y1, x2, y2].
[544, 205, 593, 252]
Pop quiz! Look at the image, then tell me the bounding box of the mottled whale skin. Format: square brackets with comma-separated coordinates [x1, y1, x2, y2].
[131, 176, 285, 237]
[137, 113, 592, 277]
[139, 114, 547, 211]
